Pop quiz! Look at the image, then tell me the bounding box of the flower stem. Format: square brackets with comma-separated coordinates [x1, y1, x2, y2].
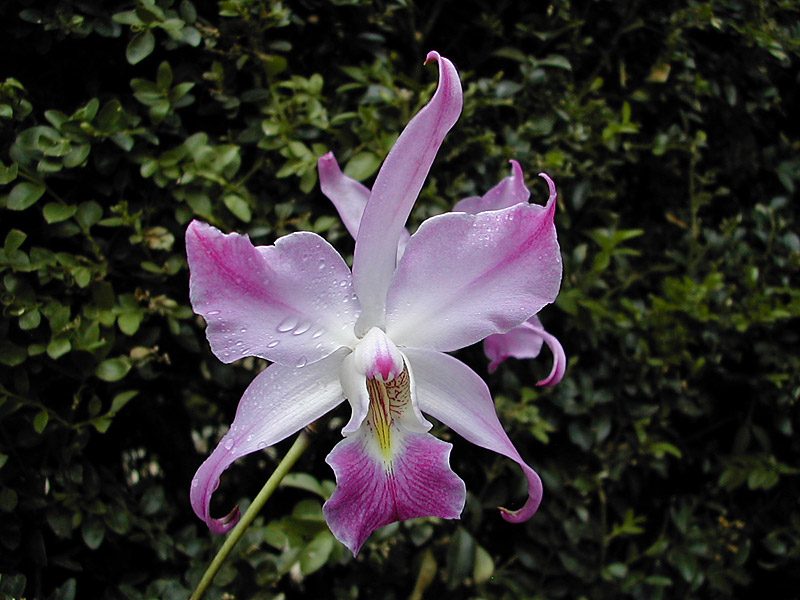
[190, 430, 312, 600]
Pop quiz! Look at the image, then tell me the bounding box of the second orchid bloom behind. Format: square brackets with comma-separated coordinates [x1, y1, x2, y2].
[187, 51, 565, 555]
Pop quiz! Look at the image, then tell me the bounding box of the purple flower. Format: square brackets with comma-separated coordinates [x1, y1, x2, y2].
[187, 52, 563, 555]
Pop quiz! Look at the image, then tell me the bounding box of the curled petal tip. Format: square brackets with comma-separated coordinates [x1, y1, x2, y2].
[537, 173, 557, 208]
[424, 50, 441, 64]
[498, 503, 538, 523]
[209, 505, 240, 534]
[498, 505, 517, 519]
[535, 327, 567, 387]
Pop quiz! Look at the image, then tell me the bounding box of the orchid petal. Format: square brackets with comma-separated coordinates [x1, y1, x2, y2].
[318, 151, 412, 260]
[531, 321, 567, 387]
[190, 349, 349, 534]
[405, 348, 543, 522]
[453, 160, 530, 214]
[323, 425, 465, 555]
[187, 221, 359, 366]
[484, 315, 567, 385]
[352, 51, 463, 334]
[484, 319, 545, 372]
[318, 151, 371, 240]
[339, 352, 370, 435]
[386, 196, 561, 352]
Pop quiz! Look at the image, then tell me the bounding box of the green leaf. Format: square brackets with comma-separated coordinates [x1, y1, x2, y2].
[223, 194, 252, 222]
[33, 410, 49, 434]
[281, 472, 327, 499]
[62, 144, 90, 168]
[343, 152, 381, 181]
[95, 357, 132, 382]
[43, 203, 77, 224]
[47, 337, 71, 359]
[7, 181, 46, 210]
[118, 311, 143, 335]
[156, 61, 173, 89]
[96, 100, 123, 131]
[0, 161, 18, 184]
[0, 488, 18, 512]
[0, 342, 26, 366]
[473, 544, 494, 584]
[81, 518, 105, 550]
[300, 531, 334, 575]
[4, 229, 26, 251]
[127, 31, 156, 65]
[76, 201, 103, 227]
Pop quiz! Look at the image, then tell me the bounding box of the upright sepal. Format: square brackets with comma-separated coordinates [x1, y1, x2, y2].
[353, 51, 463, 334]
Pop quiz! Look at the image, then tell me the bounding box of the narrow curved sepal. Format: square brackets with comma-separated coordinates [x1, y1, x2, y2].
[190, 350, 348, 534]
[353, 51, 463, 334]
[406, 348, 543, 522]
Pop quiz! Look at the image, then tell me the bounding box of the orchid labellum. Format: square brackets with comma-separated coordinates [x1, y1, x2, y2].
[187, 51, 563, 555]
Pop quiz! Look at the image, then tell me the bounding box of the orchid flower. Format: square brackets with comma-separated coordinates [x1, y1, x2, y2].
[320, 152, 567, 386]
[187, 51, 563, 556]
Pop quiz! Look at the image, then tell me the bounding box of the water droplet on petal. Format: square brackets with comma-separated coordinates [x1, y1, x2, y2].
[311, 327, 325, 339]
[293, 321, 312, 336]
[277, 315, 299, 333]
[224, 438, 234, 450]
[267, 340, 280, 348]
[191, 478, 199, 488]
[318, 258, 326, 270]
[257, 441, 267, 450]
[296, 355, 308, 368]
[207, 310, 220, 316]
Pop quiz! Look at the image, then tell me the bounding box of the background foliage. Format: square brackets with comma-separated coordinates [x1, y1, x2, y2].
[1, 0, 799, 598]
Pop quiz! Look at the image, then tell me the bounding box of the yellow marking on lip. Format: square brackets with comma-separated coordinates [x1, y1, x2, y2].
[366, 367, 411, 460]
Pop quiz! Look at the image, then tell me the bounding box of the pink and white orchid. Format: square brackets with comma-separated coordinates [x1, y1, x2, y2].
[320, 151, 567, 386]
[187, 51, 563, 555]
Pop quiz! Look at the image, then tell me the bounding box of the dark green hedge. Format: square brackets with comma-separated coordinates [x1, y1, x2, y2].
[1, 1, 799, 598]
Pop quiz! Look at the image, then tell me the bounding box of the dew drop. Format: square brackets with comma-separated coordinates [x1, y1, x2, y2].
[293, 321, 312, 336]
[224, 438, 234, 450]
[240, 327, 247, 333]
[191, 478, 199, 488]
[296, 355, 308, 368]
[257, 441, 267, 450]
[276, 316, 299, 333]
[318, 258, 326, 270]
[311, 327, 325, 339]
[267, 340, 280, 348]
[339, 280, 348, 287]
[207, 310, 220, 316]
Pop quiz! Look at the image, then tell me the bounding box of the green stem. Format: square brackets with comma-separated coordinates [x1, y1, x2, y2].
[190, 430, 312, 600]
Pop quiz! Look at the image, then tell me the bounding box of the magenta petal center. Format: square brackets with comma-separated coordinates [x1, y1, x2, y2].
[323, 429, 465, 555]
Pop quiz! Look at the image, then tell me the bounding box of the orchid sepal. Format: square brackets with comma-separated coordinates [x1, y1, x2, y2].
[353, 51, 463, 335]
